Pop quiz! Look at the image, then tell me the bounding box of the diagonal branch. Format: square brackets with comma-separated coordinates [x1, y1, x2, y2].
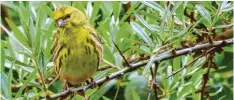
[46, 38, 233, 99]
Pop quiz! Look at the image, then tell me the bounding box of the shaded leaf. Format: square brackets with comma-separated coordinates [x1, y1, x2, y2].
[0, 71, 10, 99]
[15, 68, 38, 98]
[119, 2, 141, 25]
[132, 91, 140, 100]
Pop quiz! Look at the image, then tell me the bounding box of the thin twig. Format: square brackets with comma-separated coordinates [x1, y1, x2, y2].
[114, 79, 122, 100]
[147, 67, 154, 100]
[165, 47, 216, 79]
[112, 40, 131, 67]
[196, 47, 216, 100]
[147, 62, 159, 100]
[34, 59, 47, 93]
[153, 63, 159, 100]
[97, 65, 120, 71]
[45, 39, 233, 100]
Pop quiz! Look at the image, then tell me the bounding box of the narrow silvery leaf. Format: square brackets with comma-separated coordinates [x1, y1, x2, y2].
[0, 71, 10, 99]
[130, 22, 154, 46]
[134, 12, 157, 32]
[85, 1, 93, 19]
[141, 1, 164, 14]
[1, 25, 31, 54]
[214, 23, 234, 29]
[143, 55, 156, 75]
[220, 1, 234, 12]
[196, 5, 211, 24]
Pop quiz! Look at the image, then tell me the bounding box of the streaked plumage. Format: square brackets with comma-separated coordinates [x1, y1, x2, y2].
[52, 6, 102, 85]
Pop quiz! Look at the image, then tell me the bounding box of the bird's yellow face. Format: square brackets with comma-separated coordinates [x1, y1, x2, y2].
[53, 6, 87, 28]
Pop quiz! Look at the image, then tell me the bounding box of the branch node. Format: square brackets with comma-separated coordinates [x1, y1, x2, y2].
[221, 40, 227, 45]
[106, 76, 110, 80]
[45, 94, 51, 100]
[112, 40, 131, 67]
[171, 49, 176, 55]
[148, 88, 152, 93]
[188, 48, 193, 54]
[119, 72, 124, 76]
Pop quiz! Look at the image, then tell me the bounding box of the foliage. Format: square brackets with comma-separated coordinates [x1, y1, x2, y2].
[1, 1, 233, 100]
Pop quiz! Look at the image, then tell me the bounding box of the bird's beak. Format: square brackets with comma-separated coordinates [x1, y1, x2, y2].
[58, 19, 66, 27]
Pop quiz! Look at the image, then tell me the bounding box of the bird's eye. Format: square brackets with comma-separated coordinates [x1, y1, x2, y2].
[67, 15, 70, 18]
[64, 14, 71, 19]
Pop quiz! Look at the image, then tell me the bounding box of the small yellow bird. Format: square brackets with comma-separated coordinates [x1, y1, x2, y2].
[51, 6, 103, 86]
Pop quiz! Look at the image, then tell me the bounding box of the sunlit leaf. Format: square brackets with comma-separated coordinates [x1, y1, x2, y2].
[112, 1, 121, 20]
[196, 5, 211, 24]
[5, 18, 30, 49]
[141, 1, 165, 14]
[130, 22, 154, 46]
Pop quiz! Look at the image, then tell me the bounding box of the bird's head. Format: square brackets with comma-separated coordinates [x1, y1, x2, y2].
[53, 6, 87, 28]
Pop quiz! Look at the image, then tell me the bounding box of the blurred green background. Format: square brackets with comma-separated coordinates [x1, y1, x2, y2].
[1, 1, 233, 100]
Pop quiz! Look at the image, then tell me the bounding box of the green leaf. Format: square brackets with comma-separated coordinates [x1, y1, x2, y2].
[90, 1, 102, 25]
[1, 1, 19, 11]
[15, 68, 38, 98]
[114, 53, 122, 67]
[34, 4, 48, 56]
[178, 82, 193, 97]
[222, 46, 233, 53]
[18, 2, 32, 47]
[4, 55, 34, 68]
[119, 2, 141, 25]
[175, 1, 187, 25]
[210, 86, 223, 96]
[7, 61, 14, 100]
[72, 1, 87, 13]
[101, 2, 113, 19]
[90, 80, 117, 100]
[0, 71, 10, 99]
[1, 25, 31, 55]
[5, 18, 30, 49]
[132, 91, 140, 100]
[143, 55, 156, 74]
[214, 23, 234, 29]
[140, 45, 151, 54]
[116, 22, 133, 45]
[38, 49, 46, 74]
[102, 96, 111, 100]
[1, 41, 6, 70]
[134, 12, 156, 32]
[29, 14, 36, 45]
[141, 1, 165, 14]
[171, 1, 183, 13]
[166, 25, 189, 43]
[72, 94, 85, 100]
[43, 5, 53, 17]
[220, 1, 234, 12]
[103, 44, 115, 65]
[196, 5, 211, 25]
[130, 22, 154, 46]
[112, 1, 121, 20]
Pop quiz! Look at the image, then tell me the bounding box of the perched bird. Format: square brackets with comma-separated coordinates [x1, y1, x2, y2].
[51, 6, 103, 87]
